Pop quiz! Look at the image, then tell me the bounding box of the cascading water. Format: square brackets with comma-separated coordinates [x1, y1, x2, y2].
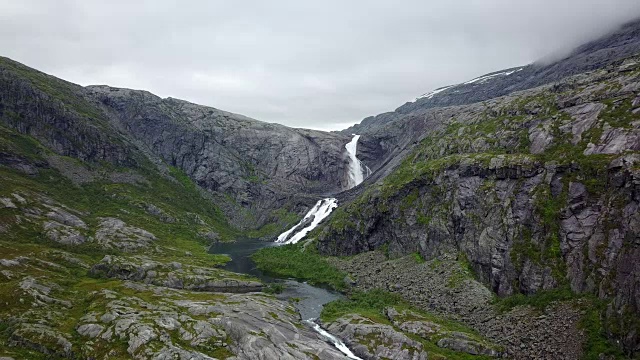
[273, 134, 369, 358]
[345, 134, 368, 189]
[276, 198, 338, 244]
[276, 134, 368, 245]
[305, 320, 363, 359]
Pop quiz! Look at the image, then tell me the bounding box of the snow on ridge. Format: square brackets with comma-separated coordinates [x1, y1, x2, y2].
[410, 66, 524, 103]
[412, 84, 456, 102]
[464, 67, 524, 85]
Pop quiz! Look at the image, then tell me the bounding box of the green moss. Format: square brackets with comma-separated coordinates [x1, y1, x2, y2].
[493, 286, 575, 312]
[581, 300, 626, 360]
[411, 252, 425, 264]
[320, 289, 405, 323]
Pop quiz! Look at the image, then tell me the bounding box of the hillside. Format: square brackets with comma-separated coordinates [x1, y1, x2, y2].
[316, 46, 640, 358]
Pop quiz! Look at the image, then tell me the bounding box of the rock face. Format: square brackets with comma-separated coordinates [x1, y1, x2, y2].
[86, 85, 352, 227]
[0, 56, 355, 231]
[320, 54, 640, 355]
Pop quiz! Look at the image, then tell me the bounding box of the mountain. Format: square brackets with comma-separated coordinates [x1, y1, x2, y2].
[1, 17, 640, 360]
[343, 18, 640, 137]
[0, 56, 358, 234]
[314, 19, 640, 358]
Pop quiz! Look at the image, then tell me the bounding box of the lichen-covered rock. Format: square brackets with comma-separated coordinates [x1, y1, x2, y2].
[9, 323, 73, 358]
[89, 255, 263, 293]
[326, 314, 428, 360]
[95, 217, 156, 251]
[437, 332, 500, 357]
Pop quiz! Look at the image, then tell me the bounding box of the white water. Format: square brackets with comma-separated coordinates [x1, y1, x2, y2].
[305, 320, 363, 360]
[276, 198, 338, 244]
[272, 135, 370, 357]
[345, 134, 368, 189]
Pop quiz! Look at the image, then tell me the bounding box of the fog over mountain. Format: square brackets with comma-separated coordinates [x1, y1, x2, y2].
[1, 0, 639, 130]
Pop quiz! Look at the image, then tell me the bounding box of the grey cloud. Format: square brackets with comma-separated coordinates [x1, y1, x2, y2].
[1, 0, 639, 130]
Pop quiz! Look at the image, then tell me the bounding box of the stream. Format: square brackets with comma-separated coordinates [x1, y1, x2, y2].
[208, 134, 368, 359]
[209, 238, 362, 359]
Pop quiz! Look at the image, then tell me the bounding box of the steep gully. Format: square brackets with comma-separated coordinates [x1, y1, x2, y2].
[211, 134, 368, 359]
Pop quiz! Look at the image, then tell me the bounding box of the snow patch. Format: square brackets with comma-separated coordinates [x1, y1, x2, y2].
[464, 67, 523, 85]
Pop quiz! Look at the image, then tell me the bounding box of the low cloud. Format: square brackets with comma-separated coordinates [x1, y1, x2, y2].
[1, 0, 639, 130]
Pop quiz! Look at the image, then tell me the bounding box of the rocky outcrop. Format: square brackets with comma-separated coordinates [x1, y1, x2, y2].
[90, 255, 263, 293]
[326, 314, 428, 360]
[94, 218, 157, 252]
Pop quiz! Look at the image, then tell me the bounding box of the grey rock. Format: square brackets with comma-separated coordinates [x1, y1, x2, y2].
[326, 314, 428, 360]
[94, 217, 156, 252]
[77, 323, 104, 339]
[0, 258, 20, 267]
[0, 197, 16, 209]
[437, 334, 500, 357]
[528, 124, 553, 154]
[561, 102, 604, 145]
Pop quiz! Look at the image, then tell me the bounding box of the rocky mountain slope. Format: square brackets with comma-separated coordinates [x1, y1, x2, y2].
[316, 49, 640, 357]
[0, 56, 356, 233]
[2, 16, 640, 360]
[0, 55, 369, 358]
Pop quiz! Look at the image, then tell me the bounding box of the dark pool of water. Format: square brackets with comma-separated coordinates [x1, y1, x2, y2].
[209, 238, 343, 320]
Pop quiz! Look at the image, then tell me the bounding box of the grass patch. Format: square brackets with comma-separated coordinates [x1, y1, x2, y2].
[321, 289, 405, 323]
[251, 243, 347, 290]
[493, 286, 576, 312]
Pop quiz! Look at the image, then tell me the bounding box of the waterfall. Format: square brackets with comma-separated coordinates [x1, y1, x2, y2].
[304, 320, 363, 359]
[276, 198, 338, 244]
[272, 135, 369, 359]
[345, 134, 368, 189]
[275, 135, 370, 245]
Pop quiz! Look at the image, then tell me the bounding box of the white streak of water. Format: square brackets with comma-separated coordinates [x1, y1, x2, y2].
[345, 134, 367, 189]
[305, 319, 362, 360]
[276, 198, 338, 244]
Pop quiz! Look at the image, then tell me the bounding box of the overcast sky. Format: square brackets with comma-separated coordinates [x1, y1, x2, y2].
[1, 1, 640, 130]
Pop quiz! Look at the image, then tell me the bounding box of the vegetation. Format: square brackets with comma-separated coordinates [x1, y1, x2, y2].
[252, 243, 347, 290]
[321, 289, 497, 360]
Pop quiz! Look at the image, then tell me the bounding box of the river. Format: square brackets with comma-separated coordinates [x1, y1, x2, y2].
[209, 237, 362, 359]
